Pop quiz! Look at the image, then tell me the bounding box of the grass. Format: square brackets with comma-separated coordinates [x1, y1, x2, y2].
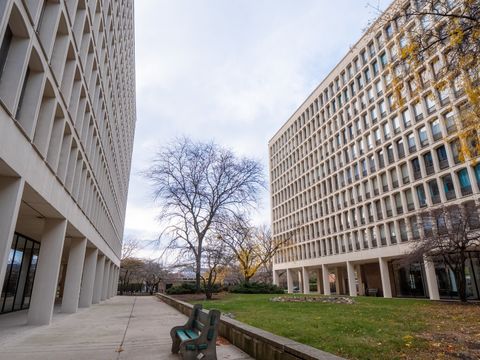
[185, 293, 480, 360]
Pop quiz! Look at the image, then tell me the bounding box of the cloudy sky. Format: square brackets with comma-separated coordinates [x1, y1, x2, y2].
[126, 0, 387, 257]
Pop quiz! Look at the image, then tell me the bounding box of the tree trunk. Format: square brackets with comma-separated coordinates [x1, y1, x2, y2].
[195, 255, 202, 293]
[458, 253, 468, 303]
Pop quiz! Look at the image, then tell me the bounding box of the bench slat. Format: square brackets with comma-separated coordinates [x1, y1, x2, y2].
[176, 330, 191, 342]
[193, 320, 204, 331]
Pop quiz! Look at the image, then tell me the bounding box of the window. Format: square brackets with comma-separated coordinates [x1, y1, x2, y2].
[457, 168, 472, 195]
[425, 95, 436, 113]
[401, 163, 410, 184]
[380, 52, 388, 67]
[444, 111, 455, 133]
[412, 157, 421, 179]
[423, 151, 434, 174]
[402, 109, 411, 128]
[443, 174, 456, 200]
[430, 119, 441, 140]
[372, 61, 379, 76]
[396, 138, 405, 158]
[374, 80, 383, 95]
[407, 132, 416, 152]
[374, 128, 381, 144]
[418, 126, 428, 146]
[429, 180, 440, 204]
[405, 189, 414, 210]
[385, 24, 393, 39]
[383, 122, 391, 139]
[367, 87, 375, 102]
[416, 184, 427, 207]
[379, 100, 387, 117]
[364, 68, 371, 83]
[371, 107, 378, 123]
[392, 116, 400, 133]
[413, 102, 424, 121]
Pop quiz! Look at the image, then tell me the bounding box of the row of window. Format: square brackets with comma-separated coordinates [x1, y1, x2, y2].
[275, 199, 478, 264]
[0, 0, 135, 247]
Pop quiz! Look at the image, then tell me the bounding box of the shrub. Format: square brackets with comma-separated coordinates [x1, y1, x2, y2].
[229, 282, 284, 294]
[166, 282, 197, 295]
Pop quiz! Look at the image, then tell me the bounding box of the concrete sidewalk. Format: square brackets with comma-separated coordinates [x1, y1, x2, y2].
[0, 296, 252, 360]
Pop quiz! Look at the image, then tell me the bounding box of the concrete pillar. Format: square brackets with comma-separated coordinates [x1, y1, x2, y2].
[79, 247, 98, 308]
[356, 265, 365, 296]
[0, 177, 24, 294]
[28, 219, 67, 325]
[92, 254, 105, 304]
[101, 260, 111, 300]
[347, 261, 357, 297]
[109, 265, 117, 297]
[272, 270, 279, 286]
[316, 268, 323, 294]
[424, 256, 440, 300]
[61, 237, 87, 313]
[287, 268, 293, 293]
[379, 257, 392, 298]
[302, 267, 310, 294]
[334, 267, 341, 294]
[297, 269, 303, 293]
[322, 264, 331, 295]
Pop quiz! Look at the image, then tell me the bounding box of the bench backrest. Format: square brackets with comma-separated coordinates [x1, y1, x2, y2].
[188, 304, 220, 341]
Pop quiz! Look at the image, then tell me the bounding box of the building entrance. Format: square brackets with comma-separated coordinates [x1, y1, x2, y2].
[0, 233, 40, 314]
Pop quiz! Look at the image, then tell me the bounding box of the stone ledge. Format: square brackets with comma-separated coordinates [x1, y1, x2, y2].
[156, 293, 345, 360]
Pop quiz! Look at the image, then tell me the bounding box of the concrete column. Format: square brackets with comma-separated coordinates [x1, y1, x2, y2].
[61, 237, 87, 313]
[101, 260, 111, 300]
[334, 267, 341, 294]
[356, 265, 365, 296]
[379, 257, 392, 298]
[322, 264, 331, 295]
[347, 261, 357, 297]
[28, 219, 67, 325]
[302, 267, 310, 294]
[316, 268, 323, 294]
[92, 254, 105, 304]
[79, 247, 98, 308]
[0, 177, 24, 293]
[272, 270, 279, 286]
[297, 269, 303, 293]
[424, 256, 440, 300]
[109, 265, 117, 297]
[286, 268, 293, 293]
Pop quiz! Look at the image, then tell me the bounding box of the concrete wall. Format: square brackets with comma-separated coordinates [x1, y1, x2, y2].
[156, 293, 344, 360]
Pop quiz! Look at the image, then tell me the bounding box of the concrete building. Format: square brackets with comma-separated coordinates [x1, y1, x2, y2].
[270, 0, 480, 300]
[0, 0, 135, 324]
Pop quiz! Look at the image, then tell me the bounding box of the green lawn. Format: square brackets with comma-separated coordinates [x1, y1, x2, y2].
[189, 293, 480, 360]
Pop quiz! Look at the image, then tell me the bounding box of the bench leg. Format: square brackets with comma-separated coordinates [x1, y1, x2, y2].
[171, 336, 181, 354]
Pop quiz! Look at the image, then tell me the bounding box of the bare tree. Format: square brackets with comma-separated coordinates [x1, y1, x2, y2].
[405, 201, 480, 302]
[201, 236, 232, 300]
[219, 216, 288, 284]
[119, 257, 145, 294]
[141, 260, 167, 294]
[145, 137, 265, 291]
[121, 237, 140, 260]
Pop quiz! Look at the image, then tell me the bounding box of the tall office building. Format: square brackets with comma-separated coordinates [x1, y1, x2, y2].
[270, 0, 480, 300]
[0, 0, 135, 324]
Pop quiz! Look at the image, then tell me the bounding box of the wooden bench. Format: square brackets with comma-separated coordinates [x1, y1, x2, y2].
[170, 304, 220, 360]
[367, 288, 378, 297]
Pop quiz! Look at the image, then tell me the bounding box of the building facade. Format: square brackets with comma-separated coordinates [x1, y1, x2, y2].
[270, 0, 480, 300]
[0, 0, 135, 324]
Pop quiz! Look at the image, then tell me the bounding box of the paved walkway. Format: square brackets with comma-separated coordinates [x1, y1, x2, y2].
[0, 296, 252, 360]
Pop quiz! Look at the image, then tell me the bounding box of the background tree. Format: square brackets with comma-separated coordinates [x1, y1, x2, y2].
[146, 137, 265, 292]
[201, 235, 232, 300]
[141, 260, 167, 294]
[219, 216, 288, 284]
[119, 257, 145, 294]
[405, 201, 480, 302]
[369, 0, 480, 161]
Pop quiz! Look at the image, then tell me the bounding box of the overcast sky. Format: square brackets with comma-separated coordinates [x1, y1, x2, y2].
[126, 0, 387, 258]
